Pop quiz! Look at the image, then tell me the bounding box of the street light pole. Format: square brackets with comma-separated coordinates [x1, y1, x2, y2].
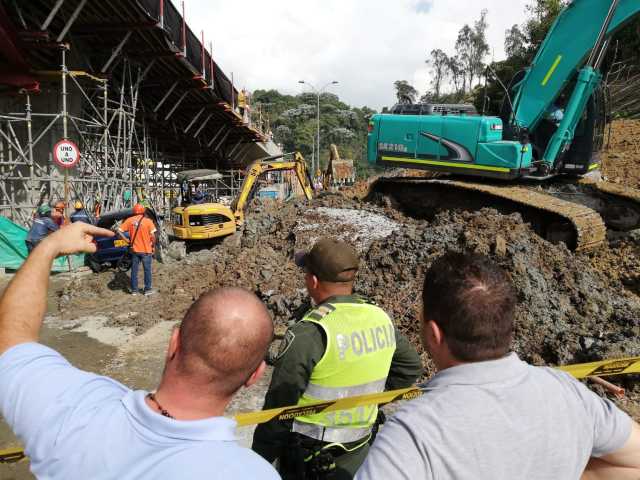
[298, 80, 339, 179]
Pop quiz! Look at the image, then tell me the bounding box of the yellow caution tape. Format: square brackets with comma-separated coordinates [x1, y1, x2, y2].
[557, 356, 640, 379]
[235, 387, 422, 427]
[0, 447, 26, 464]
[2, 355, 639, 463]
[236, 355, 640, 427]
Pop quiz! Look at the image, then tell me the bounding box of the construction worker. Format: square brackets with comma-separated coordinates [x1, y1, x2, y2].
[191, 190, 206, 204]
[252, 237, 422, 479]
[70, 201, 92, 224]
[53, 201, 66, 226]
[25, 204, 59, 253]
[117, 204, 157, 296]
[93, 193, 102, 220]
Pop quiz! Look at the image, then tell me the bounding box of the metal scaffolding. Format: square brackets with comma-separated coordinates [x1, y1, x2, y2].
[0, 0, 278, 228]
[0, 48, 184, 224]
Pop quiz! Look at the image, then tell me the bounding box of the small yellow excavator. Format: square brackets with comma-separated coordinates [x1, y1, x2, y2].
[170, 152, 313, 241]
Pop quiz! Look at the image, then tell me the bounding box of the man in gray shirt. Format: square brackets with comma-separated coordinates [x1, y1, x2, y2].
[356, 252, 640, 480]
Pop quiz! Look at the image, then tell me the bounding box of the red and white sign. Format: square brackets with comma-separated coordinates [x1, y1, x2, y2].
[53, 139, 80, 169]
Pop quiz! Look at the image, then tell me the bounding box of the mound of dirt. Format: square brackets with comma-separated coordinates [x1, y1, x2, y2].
[55, 188, 640, 418]
[602, 119, 640, 188]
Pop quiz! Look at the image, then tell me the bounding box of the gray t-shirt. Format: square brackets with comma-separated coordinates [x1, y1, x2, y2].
[356, 353, 631, 480]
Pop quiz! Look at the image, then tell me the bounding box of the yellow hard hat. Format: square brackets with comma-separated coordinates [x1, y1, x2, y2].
[74, 201, 83, 209]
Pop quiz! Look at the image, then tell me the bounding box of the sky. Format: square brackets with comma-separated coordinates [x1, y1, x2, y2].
[181, 0, 531, 110]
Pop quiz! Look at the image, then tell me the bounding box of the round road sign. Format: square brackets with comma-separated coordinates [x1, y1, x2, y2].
[53, 139, 80, 169]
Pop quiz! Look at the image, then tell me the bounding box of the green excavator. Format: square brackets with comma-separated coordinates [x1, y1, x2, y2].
[368, 0, 640, 251]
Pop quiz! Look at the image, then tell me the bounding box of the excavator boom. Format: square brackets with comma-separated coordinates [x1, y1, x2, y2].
[233, 152, 314, 222]
[512, 0, 640, 132]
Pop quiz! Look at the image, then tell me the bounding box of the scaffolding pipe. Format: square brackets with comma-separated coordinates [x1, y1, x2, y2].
[41, 0, 65, 31]
[192, 113, 212, 138]
[207, 125, 227, 148]
[154, 81, 178, 112]
[101, 31, 132, 73]
[164, 90, 189, 121]
[184, 106, 205, 133]
[181, 1, 186, 56]
[56, 0, 87, 43]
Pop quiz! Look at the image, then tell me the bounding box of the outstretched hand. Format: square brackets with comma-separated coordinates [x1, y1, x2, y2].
[40, 221, 114, 257]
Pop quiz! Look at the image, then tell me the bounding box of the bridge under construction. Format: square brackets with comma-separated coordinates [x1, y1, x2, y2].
[0, 0, 278, 225]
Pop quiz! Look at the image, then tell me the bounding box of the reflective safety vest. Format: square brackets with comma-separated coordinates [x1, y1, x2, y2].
[293, 296, 396, 444]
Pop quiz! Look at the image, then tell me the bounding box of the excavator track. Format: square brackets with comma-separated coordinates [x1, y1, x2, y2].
[586, 180, 640, 230]
[368, 177, 608, 252]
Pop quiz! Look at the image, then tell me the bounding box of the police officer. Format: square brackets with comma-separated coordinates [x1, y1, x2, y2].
[252, 238, 422, 479]
[70, 201, 92, 224]
[26, 204, 59, 253]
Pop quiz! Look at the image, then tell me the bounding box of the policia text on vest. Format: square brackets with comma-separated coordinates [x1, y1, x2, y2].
[336, 324, 396, 360]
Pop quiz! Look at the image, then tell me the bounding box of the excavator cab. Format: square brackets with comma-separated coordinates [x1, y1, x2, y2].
[171, 170, 237, 241]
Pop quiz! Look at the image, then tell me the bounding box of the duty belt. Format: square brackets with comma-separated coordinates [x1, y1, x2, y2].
[292, 421, 372, 443]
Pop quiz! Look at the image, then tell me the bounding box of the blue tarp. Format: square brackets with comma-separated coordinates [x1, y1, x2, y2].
[0, 216, 85, 272]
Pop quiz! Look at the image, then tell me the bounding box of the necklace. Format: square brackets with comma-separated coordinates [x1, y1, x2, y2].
[146, 392, 174, 419]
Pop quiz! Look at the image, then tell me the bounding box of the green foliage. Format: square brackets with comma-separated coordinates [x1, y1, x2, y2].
[252, 89, 376, 176]
[524, 0, 568, 58]
[394, 80, 419, 104]
[426, 49, 449, 98]
[504, 24, 527, 61]
[416, 9, 490, 105]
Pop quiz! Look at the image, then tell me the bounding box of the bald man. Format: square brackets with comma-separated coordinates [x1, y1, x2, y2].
[0, 222, 279, 479]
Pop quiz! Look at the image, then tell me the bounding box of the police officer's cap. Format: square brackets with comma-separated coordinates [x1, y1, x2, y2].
[295, 238, 359, 282]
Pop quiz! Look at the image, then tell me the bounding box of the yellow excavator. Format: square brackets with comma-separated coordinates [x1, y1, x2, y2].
[170, 152, 313, 241]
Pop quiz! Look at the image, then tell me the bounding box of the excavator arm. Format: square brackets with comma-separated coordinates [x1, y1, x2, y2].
[232, 152, 313, 224]
[511, 0, 640, 134]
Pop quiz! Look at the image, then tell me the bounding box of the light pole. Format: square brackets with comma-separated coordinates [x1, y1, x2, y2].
[298, 80, 339, 178]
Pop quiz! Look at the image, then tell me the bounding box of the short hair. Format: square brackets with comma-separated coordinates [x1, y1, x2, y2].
[422, 252, 516, 362]
[178, 287, 273, 395]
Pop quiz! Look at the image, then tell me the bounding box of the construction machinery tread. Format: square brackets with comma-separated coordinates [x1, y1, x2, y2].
[372, 178, 607, 252]
[588, 180, 640, 204]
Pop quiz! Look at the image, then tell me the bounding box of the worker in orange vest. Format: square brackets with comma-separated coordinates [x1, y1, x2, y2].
[117, 204, 157, 296]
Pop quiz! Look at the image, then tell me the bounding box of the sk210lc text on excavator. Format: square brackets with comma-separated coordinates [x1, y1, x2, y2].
[368, 0, 640, 251]
[170, 152, 313, 241]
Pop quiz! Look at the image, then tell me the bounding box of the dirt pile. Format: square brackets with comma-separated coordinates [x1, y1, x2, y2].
[358, 209, 640, 367]
[602, 119, 640, 188]
[55, 187, 640, 417]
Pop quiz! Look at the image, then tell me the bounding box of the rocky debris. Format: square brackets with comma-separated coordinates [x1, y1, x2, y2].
[166, 241, 187, 261]
[53, 186, 640, 418]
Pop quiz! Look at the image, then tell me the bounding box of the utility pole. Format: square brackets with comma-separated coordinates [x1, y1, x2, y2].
[298, 80, 339, 178]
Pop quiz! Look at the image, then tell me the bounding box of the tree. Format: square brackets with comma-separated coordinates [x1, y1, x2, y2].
[252, 88, 377, 175]
[524, 0, 568, 56]
[471, 10, 490, 86]
[447, 55, 465, 96]
[455, 24, 474, 92]
[455, 10, 490, 94]
[505, 24, 527, 60]
[426, 49, 449, 98]
[394, 80, 418, 104]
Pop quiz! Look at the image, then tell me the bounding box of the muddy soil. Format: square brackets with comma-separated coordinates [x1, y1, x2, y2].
[602, 119, 640, 188]
[54, 193, 640, 413]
